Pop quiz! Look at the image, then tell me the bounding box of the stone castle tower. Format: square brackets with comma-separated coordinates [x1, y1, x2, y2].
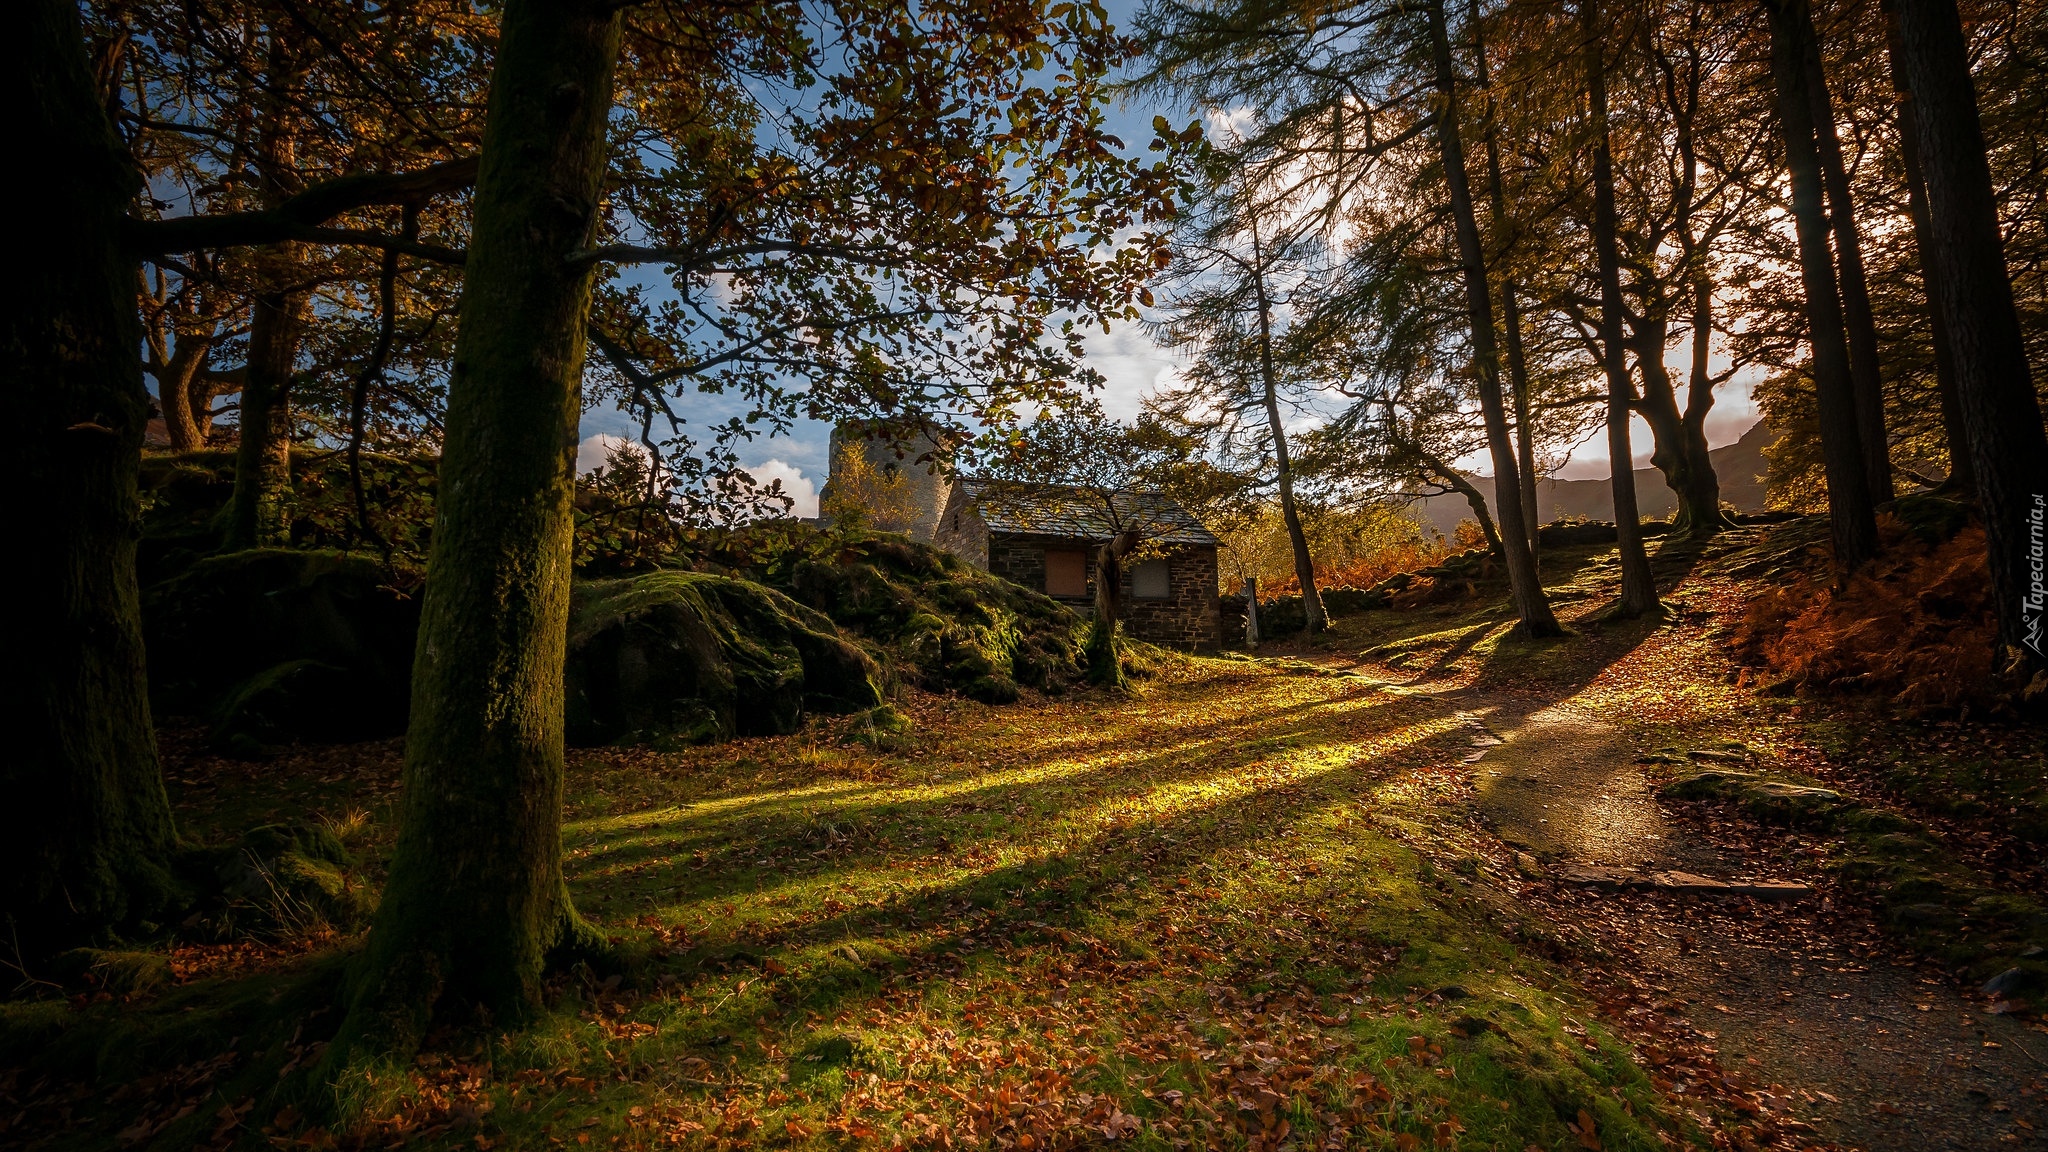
[822, 418, 959, 542]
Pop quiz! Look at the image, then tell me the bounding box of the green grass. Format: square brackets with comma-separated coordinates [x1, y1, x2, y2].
[6, 657, 1697, 1151]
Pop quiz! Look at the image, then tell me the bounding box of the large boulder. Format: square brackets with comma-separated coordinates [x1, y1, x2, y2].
[142, 549, 419, 750]
[566, 571, 883, 746]
[773, 534, 1083, 701]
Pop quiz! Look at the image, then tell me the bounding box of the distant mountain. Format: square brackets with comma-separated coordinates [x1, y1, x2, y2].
[1409, 419, 1776, 536]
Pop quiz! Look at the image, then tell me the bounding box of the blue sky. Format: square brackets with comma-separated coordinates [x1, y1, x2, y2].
[580, 0, 1762, 510]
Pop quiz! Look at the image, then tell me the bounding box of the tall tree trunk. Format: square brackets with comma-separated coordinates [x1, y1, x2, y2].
[1469, 0, 1543, 562]
[1890, 0, 2048, 672]
[156, 328, 215, 452]
[1680, 274, 1726, 520]
[4, 0, 180, 958]
[225, 276, 306, 546]
[1879, 0, 1973, 496]
[1505, 286, 1543, 561]
[1249, 226, 1325, 631]
[1425, 0, 1562, 637]
[1584, 0, 1659, 616]
[1765, 0, 1878, 573]
[223, 30, 308, 550]
[1634, 3, 1731, 536]
[1088, 528, 1139, 685]
[1801, 3, 1893, 501]
[326, 0, 623, 1067]
[1632, 315, 1725, 534]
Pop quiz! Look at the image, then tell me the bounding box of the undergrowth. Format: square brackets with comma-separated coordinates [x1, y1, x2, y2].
[1733, 516, 1997, 712]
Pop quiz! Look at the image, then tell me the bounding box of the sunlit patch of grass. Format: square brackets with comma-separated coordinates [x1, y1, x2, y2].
[477, 661, 1692, 1150]
[9, 658, 1701, 1151]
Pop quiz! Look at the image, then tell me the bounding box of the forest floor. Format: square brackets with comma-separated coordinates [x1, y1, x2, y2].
[1302, 526, 2048, 1151]
[9, 525, 2048, 1152]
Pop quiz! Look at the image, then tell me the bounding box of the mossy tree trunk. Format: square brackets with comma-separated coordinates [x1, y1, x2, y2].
[1583, 0, 1660, 617]
[1425, 0, 1562, 637]
[225, 274, 307, 546]
[1764, 0, 1877, 574]
[326, 0, 622, 1067]
[4, 0, 180, 956]
[224, 30, 309, 550]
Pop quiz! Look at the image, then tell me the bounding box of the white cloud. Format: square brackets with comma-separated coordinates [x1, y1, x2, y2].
[576, 433, 648, 475]
[744, 458, 819, 518]
[577, 436, 819, 517]
[1079, 316, 1184, 421]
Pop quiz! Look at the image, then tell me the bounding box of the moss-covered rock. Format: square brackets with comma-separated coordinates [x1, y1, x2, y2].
[761, 531, 1084, 699]
[142, 549, 419, 746]
[180, 821, 377, 938]
[566, 571, 883, 746]
[1660, 766, 2048, 984]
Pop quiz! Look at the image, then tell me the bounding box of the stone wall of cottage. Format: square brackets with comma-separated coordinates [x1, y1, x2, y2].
[1124, 544, 1222, 648]
[984, 534, 1221, 649]
[933, 486, 991, 568]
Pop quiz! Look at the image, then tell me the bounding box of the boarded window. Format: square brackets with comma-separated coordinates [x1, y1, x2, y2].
[1132, 558, 1171, 599]
[1044, 549, 1088, 597]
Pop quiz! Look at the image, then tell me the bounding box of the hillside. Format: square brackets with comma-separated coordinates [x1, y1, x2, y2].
[1411, 418, 1774, 535]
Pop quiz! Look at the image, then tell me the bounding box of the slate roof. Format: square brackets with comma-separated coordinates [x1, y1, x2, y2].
[954, 478, 1219, 546]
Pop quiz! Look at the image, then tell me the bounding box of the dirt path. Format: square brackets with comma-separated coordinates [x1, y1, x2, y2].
[1445, 673, 2048, 1149]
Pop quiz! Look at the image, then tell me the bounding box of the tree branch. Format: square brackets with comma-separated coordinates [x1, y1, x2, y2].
[126, 156, 478, 255]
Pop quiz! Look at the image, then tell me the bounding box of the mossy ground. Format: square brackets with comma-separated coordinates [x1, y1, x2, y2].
[6, 658, 1695, 1151]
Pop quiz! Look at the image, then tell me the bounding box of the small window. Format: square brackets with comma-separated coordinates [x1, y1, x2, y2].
[1133, 558, 1171, 599]
[1045, 549, 1088, 597]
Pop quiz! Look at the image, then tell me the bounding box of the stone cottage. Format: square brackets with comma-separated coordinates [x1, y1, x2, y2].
[934, 479, 1222, 649]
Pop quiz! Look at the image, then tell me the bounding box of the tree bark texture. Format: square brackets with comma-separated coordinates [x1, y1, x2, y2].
[1880, 0, 1973, 495]
[225, 276, 307, 546]
[224, 30, 310, 549]
[1584, 0, 1660, 615]
[1800, 2, 1893, 501]
[1765, 0, 1878, 573]
[328, 0, 624, 1063]
[1890, 0, 2048, 669]
[1426, 0, 1562, 636]
[3, 0, 180, 956]
[156, 328, 216, 452]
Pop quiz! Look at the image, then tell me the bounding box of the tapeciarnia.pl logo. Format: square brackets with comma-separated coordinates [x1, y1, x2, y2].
[2028, 493, 2046, 656]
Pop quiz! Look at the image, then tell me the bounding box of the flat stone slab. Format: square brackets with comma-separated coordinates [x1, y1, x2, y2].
[1556, 865, 1639, 889]
[1556, 866, 1814, 900]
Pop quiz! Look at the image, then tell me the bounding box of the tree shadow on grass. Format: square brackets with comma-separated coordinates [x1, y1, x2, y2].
[569, 706, 1464, 1068]
[562, 684, 1430, 906]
